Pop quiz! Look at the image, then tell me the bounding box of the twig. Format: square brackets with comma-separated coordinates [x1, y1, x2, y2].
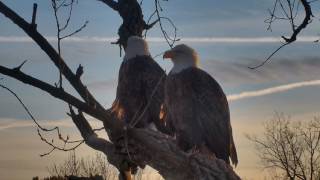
[60, 21, 89, 40]
[130, 73, 166, 127]
[144, 12, 157, 39]
[0, 2, 105, 113]
[282, 0, 313, 43]
[38, 128, 84, 157]
[0, 82, 83, 156]
[0, 65, 109, 124]
[251, 0, 314, 69]
[153, 0, 179, 48]
[31, 3, 37, 28]
[13, 60, 27, 71]
[249, 43, 289, 69]
[51, 0, 88, 88]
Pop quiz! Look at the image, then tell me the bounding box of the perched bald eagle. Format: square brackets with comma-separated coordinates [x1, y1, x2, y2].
[109, 36, 167, 180]
[111, 36, 166, 130]
[163, 44, 238, 166]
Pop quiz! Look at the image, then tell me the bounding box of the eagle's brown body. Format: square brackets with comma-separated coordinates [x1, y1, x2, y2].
[112, 55, 166, 129]
[164, 67, 238, 166]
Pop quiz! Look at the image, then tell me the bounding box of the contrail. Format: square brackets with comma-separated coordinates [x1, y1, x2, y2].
[0, 36, 318, 43]
[0, 118, 103, 131]
[227, 79, 320, 102]
[0, 121, 33, 130]
[0, 119, 73, 131]
[1, 81, 319, 129]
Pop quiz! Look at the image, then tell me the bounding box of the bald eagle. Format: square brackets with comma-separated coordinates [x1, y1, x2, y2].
[108, 36, 167, 180]
[111, 36, 166, 130]
[163, 44, 238, 166]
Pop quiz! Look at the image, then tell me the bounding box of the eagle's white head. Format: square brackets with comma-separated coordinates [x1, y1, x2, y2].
[163, 44, 199, 74]
[124, 36, 151, 61]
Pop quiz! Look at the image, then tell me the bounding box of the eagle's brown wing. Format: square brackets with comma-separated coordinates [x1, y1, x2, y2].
[165, 67, 238, 166]
[112, 55, 166, 129]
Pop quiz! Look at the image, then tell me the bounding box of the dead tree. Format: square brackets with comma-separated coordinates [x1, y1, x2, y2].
[0, 1, 239, 179]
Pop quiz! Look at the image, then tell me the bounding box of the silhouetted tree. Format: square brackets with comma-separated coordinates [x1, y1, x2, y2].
[46, 152, 117, 180]
[247, 113, 320, 180]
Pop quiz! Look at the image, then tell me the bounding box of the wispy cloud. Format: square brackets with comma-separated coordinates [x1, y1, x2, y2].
[0, 118, 76, 131]
[205, 57, 320, 85]
[0, 115, 103, 131]
[175, 36, 318, 43]
[227, 79, 320, 102]
[87, 79, 117, 91]
[0, 118, 103, 131]
[0, 36, 318, 43]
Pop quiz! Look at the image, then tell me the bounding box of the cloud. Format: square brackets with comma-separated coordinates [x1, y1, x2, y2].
[204, 57, 320, 85]
[175, 36, 318, 43]
[227, 79, 320, 102]
[0, 117, 104, 131]
[87, 79, 117, 91]
[0, 118, 73, 131]
[0, 36, 318, 43]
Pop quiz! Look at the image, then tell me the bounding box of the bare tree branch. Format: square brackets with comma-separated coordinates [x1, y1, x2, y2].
[98, 0, 178, 50]
[282, 0, 313, 43]
[248, 113, 320, 179]
[248, 43, 288, 69]
[0, 65, 117, 128]
[98, 0, 119, 11]
[0, 82, 83, 156]
[0, 2, 104, 113]
[51, 0, 88, 87]
[249, 0, 314, 69]
[68, 106, 123, 166]
[60, 20, 89, 40]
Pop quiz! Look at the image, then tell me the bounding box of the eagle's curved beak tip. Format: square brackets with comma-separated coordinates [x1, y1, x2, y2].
[163, 50, 174, 59]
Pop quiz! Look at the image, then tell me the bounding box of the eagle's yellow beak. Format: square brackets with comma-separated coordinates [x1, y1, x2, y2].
[163, 50, 175, 59]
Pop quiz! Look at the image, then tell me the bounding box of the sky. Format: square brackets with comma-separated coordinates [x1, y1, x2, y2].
[1, 0, 320, 179]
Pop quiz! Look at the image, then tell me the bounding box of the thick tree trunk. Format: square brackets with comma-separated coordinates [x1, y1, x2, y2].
[70, 109, 240, 180]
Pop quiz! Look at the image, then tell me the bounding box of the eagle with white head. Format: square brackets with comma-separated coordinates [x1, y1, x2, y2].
[109, 36, 167, 180]
[111, 36, 166, 130]
[163, 44, 238, 166]
[124, 36, 151, 61]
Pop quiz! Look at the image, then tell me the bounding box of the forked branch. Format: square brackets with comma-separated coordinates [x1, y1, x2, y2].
[0, 2, 104, 113]
[0, 82, 83, 156]
[249, 0, 314, 69]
